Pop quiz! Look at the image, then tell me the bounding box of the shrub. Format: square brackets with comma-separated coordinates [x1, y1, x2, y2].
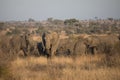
[113, 41, 120, 54]
[64, 18, 79, 26]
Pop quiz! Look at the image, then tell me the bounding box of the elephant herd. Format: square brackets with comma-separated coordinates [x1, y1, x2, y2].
[9, 34, 39, 56]
[1, 32, 120, 58]
[41, 33, 120, 57]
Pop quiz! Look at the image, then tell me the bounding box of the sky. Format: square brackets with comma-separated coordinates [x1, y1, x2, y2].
[0, 0, 120, 21]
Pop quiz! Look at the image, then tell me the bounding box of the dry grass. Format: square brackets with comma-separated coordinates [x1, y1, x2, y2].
[10, 54, 120, 80]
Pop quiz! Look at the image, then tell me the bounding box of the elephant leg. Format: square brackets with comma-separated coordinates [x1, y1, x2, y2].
[51, 46, 57, 57]
[90, 46, 97, 55]
[22, 48, 28, 56]
[85, 47, 89, 55]
[37, 43, 44, 56]
[51, 49, 55, 57]
[34, 48, 40, 56]
[85, 44, 89, 55]
[93, 47, 97, 55]
[44, 49, 51, 58]
[91, 47, 94, 55]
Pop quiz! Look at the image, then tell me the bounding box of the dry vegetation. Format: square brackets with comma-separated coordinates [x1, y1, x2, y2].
[5, 54, 119, 80]
[0, 19, 120, 80]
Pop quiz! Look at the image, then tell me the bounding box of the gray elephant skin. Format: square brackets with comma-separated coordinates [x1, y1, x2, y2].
[9, 34, 38, 56]
[42, 31, 60, 57]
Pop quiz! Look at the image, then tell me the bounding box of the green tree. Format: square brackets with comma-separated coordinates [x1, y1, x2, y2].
[64, 18, 79, 26]
[28, 18, 35, 22]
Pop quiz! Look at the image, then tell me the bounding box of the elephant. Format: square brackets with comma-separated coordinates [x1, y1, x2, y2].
[9, 35, 27, 56]
[73, 39, 86, 56]
[42, 31, 60, 58]
[84, 34, 120, 55]
[56, 38, 74, 56]
[9, 34, 39, 57]
[56, 37, 86, 57]
[37, 42, 45, 56]
[26, 34, 39, 56]
[84, 36, 99, 55]
[56, 47, 71, 56]
[96, 34, 119, 54]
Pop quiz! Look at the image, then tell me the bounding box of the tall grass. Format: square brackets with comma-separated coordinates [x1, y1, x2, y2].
[0, 52, 14, 80]
[10, 54, 120, 80]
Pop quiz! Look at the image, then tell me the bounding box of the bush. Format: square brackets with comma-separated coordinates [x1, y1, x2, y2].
[0, 22, 4, 30]
[64, 18, 79, 25]
[113, 41, 120, 54]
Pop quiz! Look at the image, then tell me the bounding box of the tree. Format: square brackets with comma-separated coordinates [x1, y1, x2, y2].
[0, 22, 4, 30]
[107, 18, 113, 21]
[28, 18, 35, 22]
[47, 17, 53, 22]
[64, 18, 79, 26]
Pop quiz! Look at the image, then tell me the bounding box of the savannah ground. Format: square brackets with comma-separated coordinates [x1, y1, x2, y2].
[1, 54, 120, 80]
[0, 19, 120, 80]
